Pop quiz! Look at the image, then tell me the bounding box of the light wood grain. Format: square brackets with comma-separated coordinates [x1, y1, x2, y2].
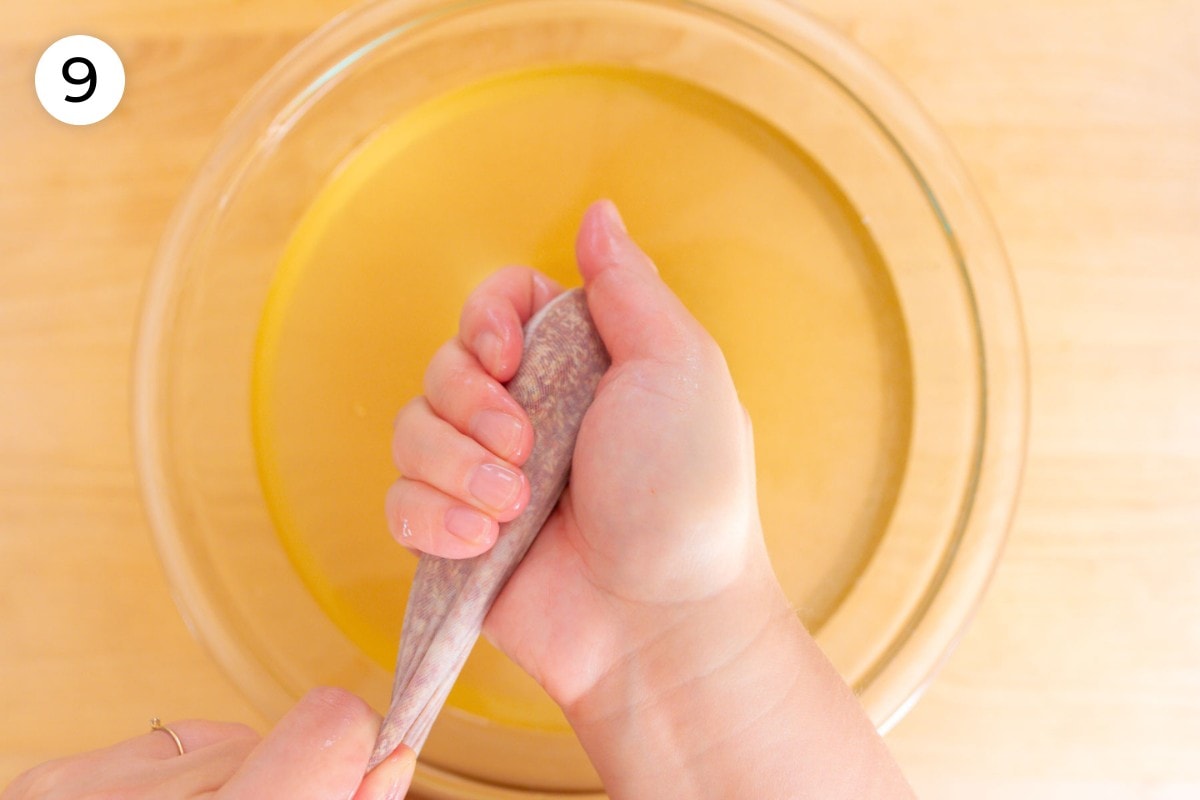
[2, 1, 1198, 797]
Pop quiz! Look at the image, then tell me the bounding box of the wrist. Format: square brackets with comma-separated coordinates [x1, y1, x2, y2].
[561, 548, 806, 796]
[559, 547, 915, 800]
[562, 548, 789, 713]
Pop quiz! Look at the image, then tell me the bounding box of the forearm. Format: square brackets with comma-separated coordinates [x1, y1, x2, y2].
[563, 554, 915, 799]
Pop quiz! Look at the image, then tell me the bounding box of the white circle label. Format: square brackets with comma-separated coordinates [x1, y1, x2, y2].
[35, 35, 125, 126]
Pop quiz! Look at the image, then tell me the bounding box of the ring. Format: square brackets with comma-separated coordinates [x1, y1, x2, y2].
[150, 717, 185, 756]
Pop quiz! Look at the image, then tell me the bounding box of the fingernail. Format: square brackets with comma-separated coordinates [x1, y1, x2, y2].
[468, 463, 522, 511]
[444, 506, 493, 544]
[531, 272, 558, 306]
[598, 199, 627, 234]
[474, 331, 504, 373]
[470, 409, 525, 460]
[596, 201, 657, 274]
[381, 749, 415, 800]
[358, 744, 416, 800]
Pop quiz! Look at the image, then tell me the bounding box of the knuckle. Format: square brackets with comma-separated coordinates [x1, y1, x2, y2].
[460, 293, 493, 333]
[442, 363, 480, 403]
[426, 345, 488, 414]
[385, 481, 415, 530]
[391, 397, 421, 440]
[424, 340, 460, 389]
[498, 263, 532, 280]
[391, 399, 431, 472]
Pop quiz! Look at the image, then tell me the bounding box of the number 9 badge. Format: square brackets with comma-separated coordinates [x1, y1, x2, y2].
[35, 35, 125, 126]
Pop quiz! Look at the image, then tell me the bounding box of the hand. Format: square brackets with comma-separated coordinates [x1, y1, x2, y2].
[388, 200, 915, 799]
[2, 688, 415, 800]
[386, 199, 769, 708]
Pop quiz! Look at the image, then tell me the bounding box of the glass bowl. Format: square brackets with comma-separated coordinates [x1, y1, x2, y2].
[134, 0, 1027, 796]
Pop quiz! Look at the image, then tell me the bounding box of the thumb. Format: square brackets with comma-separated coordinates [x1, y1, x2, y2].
[575, 200, 703, 365]
[219, 688, 378, 799]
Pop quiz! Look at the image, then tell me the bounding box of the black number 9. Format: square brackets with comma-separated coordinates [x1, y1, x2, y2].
[62, 56, 96, 103]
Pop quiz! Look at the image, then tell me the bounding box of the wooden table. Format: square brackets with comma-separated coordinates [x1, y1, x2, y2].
[2, 1, 1197, 796]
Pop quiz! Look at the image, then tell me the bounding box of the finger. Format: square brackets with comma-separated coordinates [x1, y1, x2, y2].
[421, 339, 533, 464]
[575, 199, 709, 366]
[352, 744, 416, 800]
[459, 265, 564, 381]
[392, 396, 529, 519]
[386, 477, 498, 558]
[7, 730, 259, 800]
[219, 687, 379, 800]
[157, 736, 260, 797]
[129, 720, 259, 760]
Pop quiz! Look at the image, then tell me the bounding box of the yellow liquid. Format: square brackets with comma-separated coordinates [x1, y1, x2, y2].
[253, 66, 911, 734]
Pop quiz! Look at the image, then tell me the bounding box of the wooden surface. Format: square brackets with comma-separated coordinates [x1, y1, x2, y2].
[2, 0, 1198, 797]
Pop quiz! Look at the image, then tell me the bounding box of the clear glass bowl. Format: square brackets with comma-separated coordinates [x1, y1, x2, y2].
[134, 0, 1027, 797]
